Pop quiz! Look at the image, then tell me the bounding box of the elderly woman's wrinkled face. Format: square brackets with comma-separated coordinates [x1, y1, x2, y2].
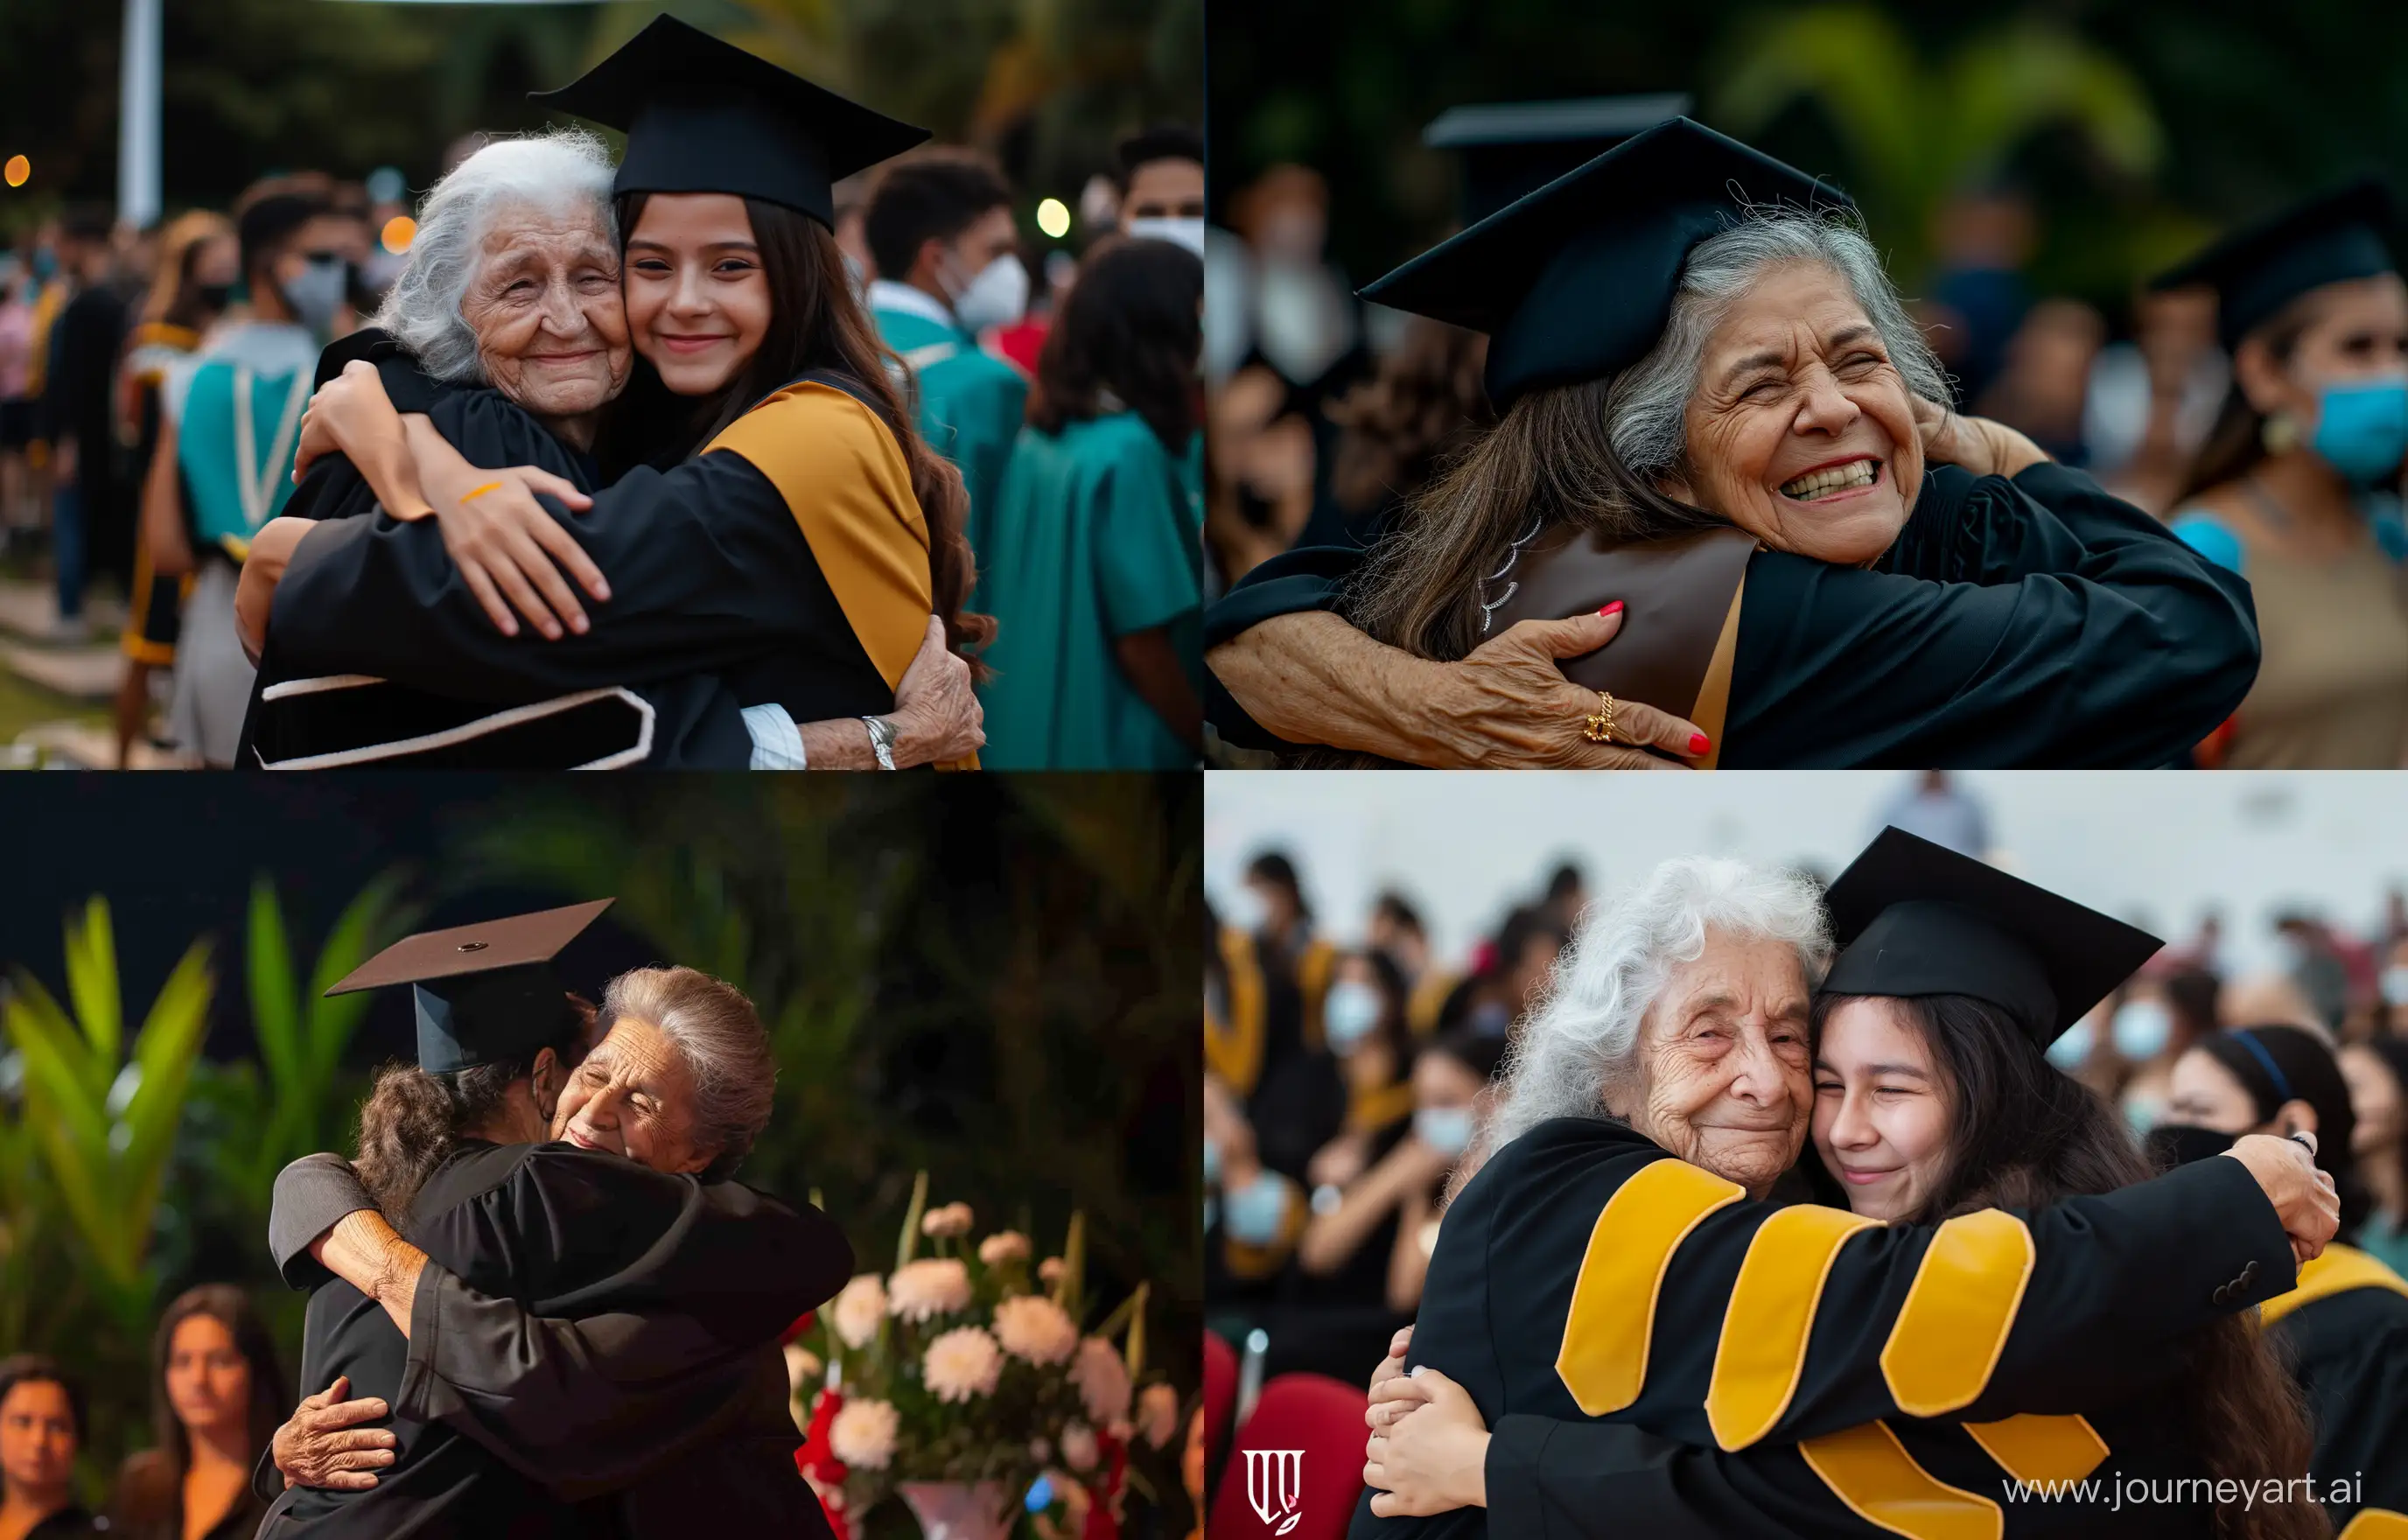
[1667, 261, 1924, 565]
[1812, 998, 1955, 1222]
[458, 203, 631, 423]
[550, 1016, 714, 1174]
[1620, 928, 1812, 1196]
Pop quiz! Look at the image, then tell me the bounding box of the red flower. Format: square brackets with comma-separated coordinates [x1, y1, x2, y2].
[795, 1390, 851, 1540]
[783, 1309, 817, 1343]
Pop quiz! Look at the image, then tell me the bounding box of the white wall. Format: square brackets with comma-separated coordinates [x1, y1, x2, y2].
[1205, 772, 2408, 976]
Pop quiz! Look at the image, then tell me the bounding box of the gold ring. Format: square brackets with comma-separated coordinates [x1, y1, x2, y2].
[1581, 690, 1618, 746]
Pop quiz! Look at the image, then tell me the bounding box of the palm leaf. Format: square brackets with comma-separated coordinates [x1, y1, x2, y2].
[248, 879, 303, 1105]
[61, 899, 121, 1086]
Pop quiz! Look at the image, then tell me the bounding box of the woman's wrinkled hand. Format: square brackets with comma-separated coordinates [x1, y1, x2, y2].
[1364, 1367, 1489, 1516]
[887, 615, 984, 765]
[416, 459, 606, 639]
[273, 1375, 396, 1492]
[1911, 396, 2049, 480]
[1431, 609, 1709, 769]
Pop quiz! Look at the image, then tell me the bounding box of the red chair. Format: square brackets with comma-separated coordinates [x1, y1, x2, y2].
[1203, 1330, 1238, 1475]
[1208, 1372, 1368, 1540]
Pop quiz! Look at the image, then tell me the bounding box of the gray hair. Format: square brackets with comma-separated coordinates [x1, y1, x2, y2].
[597, 965, 777, 1180]
[374, 128, 619, 384]
[1480, 856, 1833, 1159]
[1607, 206, 1951, 478]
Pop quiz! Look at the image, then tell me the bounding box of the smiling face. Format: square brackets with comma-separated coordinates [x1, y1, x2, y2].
[1811, 997, 1956, 1222]
[624, 192, 773, 397]
[1663, 261, 1924, 565]
[164, 1312, 252, 1440]
[549, 1015, 715, 1174]
[458, 203, 631, 429]
[1620, 928, 1813, 1196]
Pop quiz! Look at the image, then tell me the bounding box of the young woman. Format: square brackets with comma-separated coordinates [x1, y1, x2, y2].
[108, 1287, 283, 1540]
[2341, 1035, 2408, 1274]
[976, 234, 1205, 767]
[242, 16, 987, 769]
[0, 1357, 94, 1540]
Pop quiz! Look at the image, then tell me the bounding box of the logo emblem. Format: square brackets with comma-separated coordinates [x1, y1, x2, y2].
[1244, 1448, 1304, 1535]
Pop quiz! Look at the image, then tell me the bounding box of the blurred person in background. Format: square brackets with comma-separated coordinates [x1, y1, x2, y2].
[2083, 283, 2228, 515]
[1205, 1069, 1305, 1310]
[38, 203, 132, 639]
[0, 1357, 94, 1540]
[0, 256, 37, 542]
[2340, 1036, 2408, 1275]
[158, 186, 349, 767]
[1367, 891, 1457, 1038]
[109, 1285, 282, 1540]
[1322, 320, 1491, 544]
[2275, 909, 2361, 1034]
[977, 236, 1202, 768]
[862, 150, 1031, 558]
[1433, 906, 1563, 1040]
[1537, 862, 1586, 932]
[830, 172, 874, 295]
[1921, 185, 2037, 409]
[1298, 1030, 1506, 1317]
[1116, 125, 1206, 254]
[2105, 965, 2221, 1132]
[2152, 1023, 2408, 1530]
[1872, 769, 1989, 857]
[1299, 948, 1418, 1199]
[115, 210, 239, 766]
[2385, 929, 2408, 1035]
[2160, 181, 2408, 768]
[1207, 123, 2258, 771]
[1973, 297, 2104, 466]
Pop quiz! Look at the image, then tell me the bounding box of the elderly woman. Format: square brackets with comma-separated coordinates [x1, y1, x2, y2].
[1204, 119, 2259, 769]
[255, 925, 850, 1539]
[231, 128, 980, 770]
[1340, 849, 2336, 1540]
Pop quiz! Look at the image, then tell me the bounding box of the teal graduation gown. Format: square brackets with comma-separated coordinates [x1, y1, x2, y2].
[873, 303, 1028, 565]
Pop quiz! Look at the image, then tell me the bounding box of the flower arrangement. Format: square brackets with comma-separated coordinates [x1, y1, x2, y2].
[790, 1173, 1187, 1540]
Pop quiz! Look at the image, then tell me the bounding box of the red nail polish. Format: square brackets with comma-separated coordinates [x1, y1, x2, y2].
[1690, 733, 1712, 755]
[1599, 600, 1624, 616]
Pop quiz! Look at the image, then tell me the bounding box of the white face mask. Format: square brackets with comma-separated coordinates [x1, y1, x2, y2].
[280, 256, 348, 336]
[1322, 980, 1382, 1051]
[2111, 999, 2174, 1060]
[1126, 216, 1207, 259]
[1414, 1106, 1476, 1158]
[944, 251, 1029, 335]
[1220, 884, 1269, 936]
[2384, 964, 2408, 1009]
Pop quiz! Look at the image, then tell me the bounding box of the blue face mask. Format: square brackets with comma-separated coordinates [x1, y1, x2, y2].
[1414, 1106, 1477, 1158]
[1323, 980, 1382, 1052]
[2045, 1019, 2093, 1072]
[1202, 1136, 1222, 1186]
[30, 248, 56, 281]
[2310, 377, 2408, 483]
[1220, 1169, 1291, 1244]
[2110, 999, 2173, 1060]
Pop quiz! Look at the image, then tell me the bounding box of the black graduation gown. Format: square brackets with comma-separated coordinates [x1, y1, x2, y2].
[1206, 463, 2260, 768]
[240, 337, 910, 769]
[2262, 1248, 2408, 1529]
[1348, 1116, 2297, 1540]
[254, 1140, 851, 1539]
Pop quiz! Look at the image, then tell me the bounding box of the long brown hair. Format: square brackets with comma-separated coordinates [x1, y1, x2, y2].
[614, 191, 993, 672]
[138, 1286, 284, 1498]
[1814, 993, 2325, 1540]
[1326, 317, 1494, 516]
[352, 995, 594, 1230]
[1028, 234, 1201, 451]
[2175, 292, 2332, 504]
[1346, 374, 1718, 662]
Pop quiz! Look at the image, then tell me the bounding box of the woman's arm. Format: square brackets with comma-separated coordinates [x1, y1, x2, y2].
[1386, 1189, 1436, 1315]
[234, 515, 320, 663]
[290, 360, 433, 517]
[1114, 626, 1203, 752]
[1298, 1136, 1445, 1277]
[139, 414, 192, 579]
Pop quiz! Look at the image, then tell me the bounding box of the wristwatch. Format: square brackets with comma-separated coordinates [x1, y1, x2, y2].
[861, 715, 898, 770]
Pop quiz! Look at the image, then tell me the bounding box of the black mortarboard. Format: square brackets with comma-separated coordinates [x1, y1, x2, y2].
[326, 900, 615, 1074]
[529, 15, 929, 229]
[1362, 117, 1852, 410]
[2149, 178, 2398, 352]
[1422, 94, 1691, 228]
[1819, 829, 2162, 1048]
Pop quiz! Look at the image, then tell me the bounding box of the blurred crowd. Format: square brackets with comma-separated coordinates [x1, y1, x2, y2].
[1201, 794, 2408, 1384]
[0, 1287, 284, 1540]
[0, 119, 1207, 769]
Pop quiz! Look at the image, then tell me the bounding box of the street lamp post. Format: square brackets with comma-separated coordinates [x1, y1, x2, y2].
[118, 0, 162, 228]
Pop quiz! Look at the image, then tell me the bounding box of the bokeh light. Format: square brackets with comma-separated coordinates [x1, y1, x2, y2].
[380, 215, 416, 255]
[1035, 197, 1071, 240]
[3, 156, 29, 189]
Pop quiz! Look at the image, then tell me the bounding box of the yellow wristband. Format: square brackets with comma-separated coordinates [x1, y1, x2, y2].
[459, 481, 504, 504]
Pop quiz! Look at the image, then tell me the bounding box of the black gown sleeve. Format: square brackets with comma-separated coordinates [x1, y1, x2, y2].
[1201, 542, 1369, 751]
[1455, 1120, 2295, 1451]
[2274, 1288, 2408, 1525]
[1725, 463, 2259, 767]
[265, 451, 846, 704]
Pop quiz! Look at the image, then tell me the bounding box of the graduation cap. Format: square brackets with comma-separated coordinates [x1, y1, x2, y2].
[1363, 117, 1851, 410]
[2149, 178, 2398, 353]
[1422, 94, 1691, 228]
[1820, 829, 2162, 1048]
[326, 899, 615, 1074]
[529, 14, 929, 229]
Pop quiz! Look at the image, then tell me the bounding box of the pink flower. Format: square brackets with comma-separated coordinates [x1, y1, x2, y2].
[1039, 1256, 1066, 1284]
[828, 1398, 900, 1470]
[992, 1295, 1079, 1367]
[920, 1201, 975, 1238]
[1138, 1383, 1180, 1449]
[978, 1230, 1031, 1266]
[830, 1275, 886, 1349]
[1071, 1337, 1132, 1425]
[922, 1325, 1004, 1404]
[887, 1258, 973, 1322]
